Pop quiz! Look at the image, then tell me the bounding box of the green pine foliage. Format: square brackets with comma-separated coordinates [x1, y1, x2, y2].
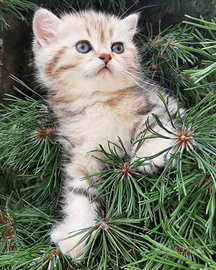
[0, 0, 34, 31]
[181, 15, 216, 88]
[1, 3, 216, 270]
[137, 23, 216, 107]
[138, 24, 198, 106]
[0, 196, 75, 270]
[1, 80, 216, 269]
[0, 76, 62, 207]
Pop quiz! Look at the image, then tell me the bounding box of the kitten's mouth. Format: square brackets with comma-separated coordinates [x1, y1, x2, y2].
[98, 66, 111, 75]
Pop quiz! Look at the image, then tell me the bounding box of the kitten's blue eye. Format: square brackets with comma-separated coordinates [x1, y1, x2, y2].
[76, 41, 92, 53]
[111, 42, 124, 54]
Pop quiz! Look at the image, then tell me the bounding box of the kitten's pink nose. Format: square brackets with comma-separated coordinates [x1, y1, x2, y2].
[99, 54, 112, 63]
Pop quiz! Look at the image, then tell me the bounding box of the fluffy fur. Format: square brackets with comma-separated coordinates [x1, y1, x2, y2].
[33, 8, 177, 258]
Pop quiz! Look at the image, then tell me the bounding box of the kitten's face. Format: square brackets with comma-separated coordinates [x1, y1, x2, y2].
[33, 9, 139, 95]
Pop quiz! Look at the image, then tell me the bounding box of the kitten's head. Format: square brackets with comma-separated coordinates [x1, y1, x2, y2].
[33, 9, 139, 95]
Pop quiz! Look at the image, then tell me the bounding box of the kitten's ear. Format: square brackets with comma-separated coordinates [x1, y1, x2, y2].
[33, 8, 62, 47]
[122, 13, 139, 39]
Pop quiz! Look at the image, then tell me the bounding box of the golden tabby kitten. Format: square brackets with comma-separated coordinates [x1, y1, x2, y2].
[33, 8, 177, 258]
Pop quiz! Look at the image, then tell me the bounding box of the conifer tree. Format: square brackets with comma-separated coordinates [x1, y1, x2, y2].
[0, 1, 216, 269]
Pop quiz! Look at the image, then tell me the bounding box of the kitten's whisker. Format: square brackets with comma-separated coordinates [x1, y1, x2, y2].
[119, 1, 138, 18]
[122, 71, 139, 85]
[125, 68, 140, 74]
[124, 70, 138, 80]
[62, 0, 77, 13]
[123, 70, 154, 89]
[132, 3, 163, 15]
[125, 66, 144, 74]
[124, 68, 160, 88]
[123, 69, 137, 76]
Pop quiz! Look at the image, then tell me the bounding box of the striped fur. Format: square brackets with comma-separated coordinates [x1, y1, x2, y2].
[33, 8, 178, 258]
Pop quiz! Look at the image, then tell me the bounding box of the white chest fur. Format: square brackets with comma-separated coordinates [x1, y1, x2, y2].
[59, 99, 136, 154]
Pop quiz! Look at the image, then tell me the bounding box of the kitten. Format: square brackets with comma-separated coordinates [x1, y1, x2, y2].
[32, 8, 177, 258]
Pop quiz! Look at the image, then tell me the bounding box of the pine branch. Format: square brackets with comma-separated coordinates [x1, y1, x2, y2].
[0, 0, 34, 31]
[0, 77, 62, 206]
[181, 15, 216, 93]
[138, 24, 200, 106]
[0, 196, 76, 270]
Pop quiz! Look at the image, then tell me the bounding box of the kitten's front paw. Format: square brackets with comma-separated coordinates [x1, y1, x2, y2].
[133, 154, 166, 174]
[51, 226, 86, 259]
[132, 137, 174, 174]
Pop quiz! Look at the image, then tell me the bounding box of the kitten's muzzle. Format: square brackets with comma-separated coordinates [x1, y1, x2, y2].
[99, 54, 112, 63]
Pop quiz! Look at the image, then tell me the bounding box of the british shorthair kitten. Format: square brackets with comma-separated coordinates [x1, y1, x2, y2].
[32, 8, 177, 258]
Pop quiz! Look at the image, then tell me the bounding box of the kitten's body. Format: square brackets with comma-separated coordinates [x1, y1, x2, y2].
[33, 9, 177, 258]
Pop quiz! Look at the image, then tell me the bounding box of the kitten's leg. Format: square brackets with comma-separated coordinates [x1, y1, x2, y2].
[132, 125, 175, 173]
[51, 153, 102, 259]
